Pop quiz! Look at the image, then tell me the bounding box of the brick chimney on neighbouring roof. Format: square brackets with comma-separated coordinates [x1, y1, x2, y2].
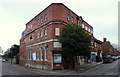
[103, 38, 107, 42]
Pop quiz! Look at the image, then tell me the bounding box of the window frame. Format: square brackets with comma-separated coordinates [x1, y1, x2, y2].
[55, 28, 60, 36]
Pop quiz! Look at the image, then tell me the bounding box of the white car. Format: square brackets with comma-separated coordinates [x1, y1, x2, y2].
[2, 59, 6, 62]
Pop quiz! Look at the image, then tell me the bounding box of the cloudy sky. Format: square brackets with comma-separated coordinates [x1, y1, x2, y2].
[0, 0, 119, 52]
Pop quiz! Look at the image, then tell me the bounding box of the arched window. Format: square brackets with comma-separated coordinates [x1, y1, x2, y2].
[36, 48, 40, 61]
[39, 47, 43, 61]
[28, 49, 32, 60]
[44, 45, 48, 61]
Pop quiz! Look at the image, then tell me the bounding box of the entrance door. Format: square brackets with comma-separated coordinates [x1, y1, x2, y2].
[91, 54, 96, 63]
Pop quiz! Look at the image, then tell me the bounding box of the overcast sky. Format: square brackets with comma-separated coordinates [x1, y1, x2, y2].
[0, 0, 119, 52]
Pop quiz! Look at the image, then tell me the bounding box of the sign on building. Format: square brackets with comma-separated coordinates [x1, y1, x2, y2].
[53, 42, 62, 48]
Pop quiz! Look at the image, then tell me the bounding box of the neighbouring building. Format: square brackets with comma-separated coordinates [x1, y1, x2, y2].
[101, 38, 119, 56]
[19, 3, 102, 70]
[91, 37, 103, 62]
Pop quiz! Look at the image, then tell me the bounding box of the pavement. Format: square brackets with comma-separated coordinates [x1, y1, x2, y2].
[18, 61, 103, 75]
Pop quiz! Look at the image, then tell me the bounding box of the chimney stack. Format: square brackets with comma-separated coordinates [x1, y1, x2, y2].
[103, 38, 107, 42]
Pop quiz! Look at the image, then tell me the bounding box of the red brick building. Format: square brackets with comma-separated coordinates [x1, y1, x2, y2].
[19, 3, 101, 70]
[101, 38, 119, 56]
[90, 37, 103, 62]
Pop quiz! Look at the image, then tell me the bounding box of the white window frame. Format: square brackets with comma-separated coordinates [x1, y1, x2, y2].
[37, 31, 40, 38]
[95, 42, 97, 47]
[28, 49, 30, 60]
[30, 24, 32, 30]
[55, 28, 60, 36]
[45, 28, 48, 36]
[87, 27, 89, 32]
[36, 48, 39, 61]
[85, 26, 87, 30]
[40, 48, 43, 61]
[82, 24, 84, 28]
[44, 45, 48, 61]
[71, 16, 74, 22]
[37, 18, 40, 25]
[29, 49, 32, 60]
[91, 30, 93, 34]
[67, 14, 70, 21]
[41, 30, 44, 37]
[41, 16, 43, 24]
[44, 14, 48, 21]
[88, 28, 91, 32]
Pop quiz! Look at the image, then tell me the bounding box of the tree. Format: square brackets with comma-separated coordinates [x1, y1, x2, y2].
[3, 44, 19, 60]
[10, 44, 19, 58]
[59, 23, 91, 69]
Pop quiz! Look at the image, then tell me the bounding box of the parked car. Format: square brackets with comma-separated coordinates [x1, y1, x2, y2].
[117, 56, 120, 59]
[111, 56, 117, 61]
[2, 59, 6, 62]
[102, 55, 113, 63]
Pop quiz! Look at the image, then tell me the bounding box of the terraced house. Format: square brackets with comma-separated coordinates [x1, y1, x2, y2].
[19, 3, 102, 70]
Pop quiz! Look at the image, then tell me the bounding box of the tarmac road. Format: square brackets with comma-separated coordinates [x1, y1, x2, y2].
[79, 59, 119, 75]
[1, 59, 119, 75]
[2, 62, 46, 75]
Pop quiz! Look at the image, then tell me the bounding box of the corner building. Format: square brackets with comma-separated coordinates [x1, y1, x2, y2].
[20, 3, 94, 70]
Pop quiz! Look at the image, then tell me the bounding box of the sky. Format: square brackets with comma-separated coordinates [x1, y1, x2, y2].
[0, 0, 119, 52]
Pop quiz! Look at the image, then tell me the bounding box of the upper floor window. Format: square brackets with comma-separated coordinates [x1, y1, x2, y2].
[82, 24, 84, 28]
[67, 14, 70, 21]
[41, 30, 44, 37]
[91, 30, 93, 34]
[45, 28, 48, 36]
[71, 16, 74, 23]
[67, 14, 74, 22]
[41, 16, 44, 24]
[55, 28, 60, 36]
[44, 14, 48, 21]
[85, 26, 87, 30]
[37, 31, 40, 38]
[88, 28, 91, 32]
[37, 18, 40, 25]
[95, 42, 97, 47]
[28, 24, 32, 31]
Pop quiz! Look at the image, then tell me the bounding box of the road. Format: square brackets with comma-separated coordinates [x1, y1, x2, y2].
[2, 59, 119, 75]
[79, 59, 119, 75]
[2, 62, 46, 75]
